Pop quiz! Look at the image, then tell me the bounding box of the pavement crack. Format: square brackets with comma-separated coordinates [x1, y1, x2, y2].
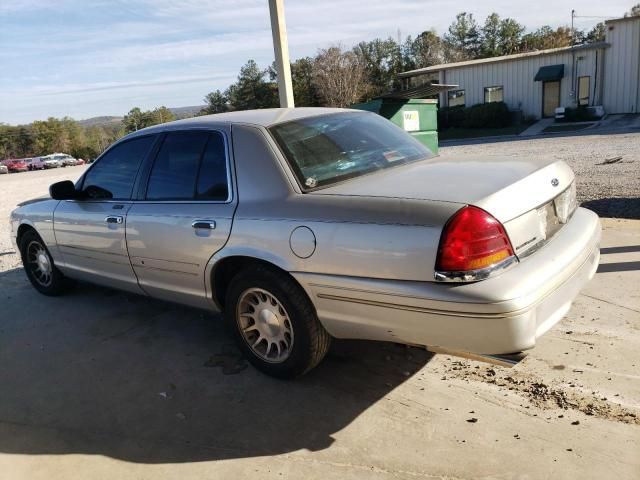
[580, 293, 640, 315]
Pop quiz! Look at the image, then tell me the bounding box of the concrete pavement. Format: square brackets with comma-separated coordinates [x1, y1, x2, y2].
[0, 218, 638, 479]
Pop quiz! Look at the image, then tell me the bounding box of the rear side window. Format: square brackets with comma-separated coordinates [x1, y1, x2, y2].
[196, 132, 228, 200]
[146, 131, 228, 201]
[146, 132, 209, 200]
[82, 135, 155, 200]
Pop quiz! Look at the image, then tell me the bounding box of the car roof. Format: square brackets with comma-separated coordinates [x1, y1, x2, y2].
[128, 107, 356, 137]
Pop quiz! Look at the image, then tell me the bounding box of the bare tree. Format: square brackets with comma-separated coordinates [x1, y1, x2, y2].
[312, 45, 369, 107]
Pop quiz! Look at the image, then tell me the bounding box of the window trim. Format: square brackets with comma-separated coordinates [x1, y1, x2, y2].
[483, 85, 504, 104]
[138, 128, 233, 205]
[578, 75, 590, 106]
[76, 133, 160, 202]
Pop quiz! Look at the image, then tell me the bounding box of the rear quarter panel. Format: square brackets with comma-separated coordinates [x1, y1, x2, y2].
[215, 124, 461, 282]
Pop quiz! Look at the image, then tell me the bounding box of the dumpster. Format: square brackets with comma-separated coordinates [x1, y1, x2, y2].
[351, 98, 439, 153]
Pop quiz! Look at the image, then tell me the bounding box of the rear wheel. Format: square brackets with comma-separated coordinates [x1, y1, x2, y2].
[224, 265, 331, 379]
[19, 229, 69, 296]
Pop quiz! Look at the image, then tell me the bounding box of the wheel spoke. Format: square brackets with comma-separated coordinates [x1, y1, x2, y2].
[237, 287, 294, 364]
[242, 324, 258, 334]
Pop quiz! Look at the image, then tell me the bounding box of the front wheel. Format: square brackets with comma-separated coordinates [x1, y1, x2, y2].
[19, 229, 69, 296]
[224, 265, 331, 379]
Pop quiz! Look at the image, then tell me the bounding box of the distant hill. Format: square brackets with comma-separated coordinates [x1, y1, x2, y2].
[170, 105, 206, 119]
[78, 115, 122, 127]
[77, 106, 205, 126]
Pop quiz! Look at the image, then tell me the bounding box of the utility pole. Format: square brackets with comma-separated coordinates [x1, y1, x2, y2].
[268, 0, 295, 108]
[571, 9, 576, 45]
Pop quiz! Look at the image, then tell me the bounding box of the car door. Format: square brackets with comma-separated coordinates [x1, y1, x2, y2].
[125, 128, 236, 309]
[53, 134, 158, 293]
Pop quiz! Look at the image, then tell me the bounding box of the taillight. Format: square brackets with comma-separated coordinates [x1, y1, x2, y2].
[435, 206, 516, 281]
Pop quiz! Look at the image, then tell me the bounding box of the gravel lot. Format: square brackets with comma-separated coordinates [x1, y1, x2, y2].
[441, 131, 640, 219]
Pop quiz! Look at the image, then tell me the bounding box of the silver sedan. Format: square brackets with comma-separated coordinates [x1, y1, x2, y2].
[10, 108, 601, 378]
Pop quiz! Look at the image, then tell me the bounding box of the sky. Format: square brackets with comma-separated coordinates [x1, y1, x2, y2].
[0, 0, 633, 124]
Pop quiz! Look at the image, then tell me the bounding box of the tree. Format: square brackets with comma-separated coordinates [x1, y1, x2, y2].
[585, 22, 606, 42]
[201, 90, 229, 114]
[444, 12, 481, 60]
[625, 3, 640, 16]
[520, 26, 573, 51]
[151, 106, 175, 124]
[498, 18, 525, 55]
[481, 13, 502, 57]
[406, 30, 443, 69]
[312, 46, 369, 107]
[290, 57, 320, 107]
[226, 60, 278, 110]
[352, 38, 405, 97]
[122, 106, 174, 133]
[123, 107, 145, 133]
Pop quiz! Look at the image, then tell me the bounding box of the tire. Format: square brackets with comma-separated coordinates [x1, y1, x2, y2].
[19, 229, 69, 296]
[224, 265, 331, 379]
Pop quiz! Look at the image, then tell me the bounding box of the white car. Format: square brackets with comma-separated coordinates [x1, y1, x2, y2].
[0, 164, 8, 174]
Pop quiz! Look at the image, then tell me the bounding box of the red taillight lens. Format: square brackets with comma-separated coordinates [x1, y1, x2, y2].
[436, 206, 514, 272]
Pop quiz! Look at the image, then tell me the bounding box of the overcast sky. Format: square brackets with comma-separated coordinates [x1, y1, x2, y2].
[0, 0, 633, 124]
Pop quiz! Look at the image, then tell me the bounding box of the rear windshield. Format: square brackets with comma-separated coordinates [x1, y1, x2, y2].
[269, 112, 434, 190]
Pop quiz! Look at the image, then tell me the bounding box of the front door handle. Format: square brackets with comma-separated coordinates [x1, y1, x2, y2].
[192, 220, 216, 230]
[105, 215, 124, 224]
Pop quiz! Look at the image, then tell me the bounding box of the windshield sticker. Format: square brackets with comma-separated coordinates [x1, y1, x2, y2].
[305, 177, 318, 188]
[383, 150, 405, 163]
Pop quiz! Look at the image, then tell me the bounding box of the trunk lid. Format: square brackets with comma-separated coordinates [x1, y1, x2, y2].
[310, 155, 574, 221]
[310, 154, 576, 258]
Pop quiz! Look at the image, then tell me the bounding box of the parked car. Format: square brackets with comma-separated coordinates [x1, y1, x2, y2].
[0, 164, 8, 174]
[9, 108, 601, 378]
[3, 159, 29, 173]
[75, 158, 85, 165]
[41, 155, 62, 169]
[26, 157, 45, 171]
[45, 153, 77, 167]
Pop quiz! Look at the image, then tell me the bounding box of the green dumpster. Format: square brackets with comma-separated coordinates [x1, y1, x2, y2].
[351, 98, 439, 153]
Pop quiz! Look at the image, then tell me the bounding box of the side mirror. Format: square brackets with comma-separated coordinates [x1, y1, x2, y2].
[49, 180, 78, 200]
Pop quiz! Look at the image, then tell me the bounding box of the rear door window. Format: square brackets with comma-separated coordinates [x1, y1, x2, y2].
[146, 132, 209, 200]
[146, 131, 229, 201]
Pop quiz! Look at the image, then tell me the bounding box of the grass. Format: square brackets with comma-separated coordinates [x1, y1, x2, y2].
[542, 123, 593, 133]
[438, 124, 530, 140]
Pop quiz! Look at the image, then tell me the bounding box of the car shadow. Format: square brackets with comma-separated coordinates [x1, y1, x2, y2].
[581, 197, 640, 220]
[0, 267, 434, 463]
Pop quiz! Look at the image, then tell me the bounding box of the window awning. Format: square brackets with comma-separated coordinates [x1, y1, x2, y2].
[534, 64, 564, 82]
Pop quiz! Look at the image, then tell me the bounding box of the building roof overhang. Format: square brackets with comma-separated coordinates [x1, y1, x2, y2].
[398, 42, 610, 78]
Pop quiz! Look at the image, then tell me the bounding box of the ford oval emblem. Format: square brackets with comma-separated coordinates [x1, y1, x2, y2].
[551, 178, 560, 187]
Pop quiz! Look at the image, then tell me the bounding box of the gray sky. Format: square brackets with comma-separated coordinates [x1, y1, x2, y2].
[0, 0, 632, 124]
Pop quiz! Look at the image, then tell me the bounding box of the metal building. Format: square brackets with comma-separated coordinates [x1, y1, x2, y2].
[398, 15, 640, 119]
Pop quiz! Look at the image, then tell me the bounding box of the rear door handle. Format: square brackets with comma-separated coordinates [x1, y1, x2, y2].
[192, 220, 216, 230]
[105, 215, 123, 224]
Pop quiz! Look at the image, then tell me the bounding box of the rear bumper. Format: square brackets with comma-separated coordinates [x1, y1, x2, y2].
[294, 207, 601, 354]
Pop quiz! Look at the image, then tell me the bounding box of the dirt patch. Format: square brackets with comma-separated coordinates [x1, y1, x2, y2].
[444, 361, 640, 425]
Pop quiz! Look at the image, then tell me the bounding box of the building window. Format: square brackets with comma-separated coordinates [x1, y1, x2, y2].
[484, 86, 504, 103]
[448, 89, 465, 107]
[578, 76, 590, 106]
